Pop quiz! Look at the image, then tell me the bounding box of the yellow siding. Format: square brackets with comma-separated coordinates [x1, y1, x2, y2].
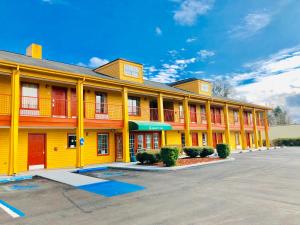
[129, 97, 149, 121]
[95, 61, 120, 79]
[0, 129, 9, 174]
[0, 76, 11, 115]
[173, 80, 212, 96]
[166, 131, 181, 148]
[84, 130, 116, 165]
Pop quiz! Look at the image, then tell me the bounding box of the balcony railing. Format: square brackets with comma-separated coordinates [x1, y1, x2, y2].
[0, 94, 11, 115]
[20, 96, 76, 118]
[150, 108, 158, 121]
[211, 114, 222, 124]
[84, 102, 123, 120]
[164, 109, 174, 122]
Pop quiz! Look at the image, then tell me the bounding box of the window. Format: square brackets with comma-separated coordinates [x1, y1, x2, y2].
[181, 133, 185, 147]
[153, 133, 159, 149]
[67, 134, 76, 148]
[95, 92, 107, 114]
[124, 64, 139, 77]
[137, 134, 144, 150]
[21, 83, 38, 109]
[128, 97, 140, 116]
[249, 113, 253, 125]
[200, 106, 206, 123]
[129, 134, 135, 156]
[97, 133, 109, 155]
[179, 104, 184, 119]
[235, 133, 240, 145]
[146, 134, 152, 149]
[201, 83, 209, 92]
[234, 111, 239, 123]
[202, 133, 207, 146]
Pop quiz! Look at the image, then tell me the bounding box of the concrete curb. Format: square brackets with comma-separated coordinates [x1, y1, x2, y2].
[108, 157, 235, 171]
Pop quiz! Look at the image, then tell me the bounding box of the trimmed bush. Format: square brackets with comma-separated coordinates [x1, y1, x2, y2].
[216, 144, 230, 159]
[200, 147, 214, 157]
[183, 147, 202, 158]
[272, 138, 300, 146]
[136, 150, 161, 164]
[160, 146, 179, 167]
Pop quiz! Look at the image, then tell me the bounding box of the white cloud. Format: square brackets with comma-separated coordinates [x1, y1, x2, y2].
[149, 57, 197, 83]
[198, 49, 215, 59]
[229, 12, 272, 38]
[232, 45, 300, 122]
[78, 57, 109, 68]
[155, 27, 162, 36]
[186, 37, 197, 43]
[173, 0, 214, 26]
[41, 0, 66, 4]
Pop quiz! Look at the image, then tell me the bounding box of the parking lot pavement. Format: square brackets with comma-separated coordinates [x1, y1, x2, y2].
[1, 147, 300, 225]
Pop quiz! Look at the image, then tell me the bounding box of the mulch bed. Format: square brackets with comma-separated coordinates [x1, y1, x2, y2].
[140, 157, 222, 167]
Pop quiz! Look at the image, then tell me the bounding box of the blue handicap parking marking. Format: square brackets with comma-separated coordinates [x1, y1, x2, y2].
[78, 181, 145, 197]
[75, 167, 108, 173]
[10, 184, 39, 191]
[0, 200, 25, 218]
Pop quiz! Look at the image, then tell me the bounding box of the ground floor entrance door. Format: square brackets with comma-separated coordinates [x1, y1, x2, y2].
[191, 133, 198, 146]
[28, 134, 46, 170]
[246, 133, 251, 148]
[115, 133, 123, 161]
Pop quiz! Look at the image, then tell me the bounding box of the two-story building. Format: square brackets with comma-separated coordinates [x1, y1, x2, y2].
[0, 44, 271, 175]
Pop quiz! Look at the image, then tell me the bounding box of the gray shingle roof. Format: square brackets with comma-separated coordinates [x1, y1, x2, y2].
[0, 50, 268, 109]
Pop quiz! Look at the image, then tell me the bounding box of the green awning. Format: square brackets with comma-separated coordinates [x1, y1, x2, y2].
[129, 121, 172, 131]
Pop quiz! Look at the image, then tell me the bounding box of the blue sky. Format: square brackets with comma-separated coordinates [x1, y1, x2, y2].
[1, 0, 300, 121]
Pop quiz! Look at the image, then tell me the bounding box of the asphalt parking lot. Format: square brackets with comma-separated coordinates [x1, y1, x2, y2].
[1, 147, 300, 225]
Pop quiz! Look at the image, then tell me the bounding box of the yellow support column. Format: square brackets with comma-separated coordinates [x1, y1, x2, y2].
[224, 104, 231, 148]
[122, 87, 130, 162]
[264, 110, 270, 148]
[205, 100, 213, 147]
[9, 69, 20, 175]
[157, 93, 165, 146]
[239, 106, 247, 150]
[76, 80, 84, 167]
[252, 108, 259, 149]
[183, 97, 191, 146]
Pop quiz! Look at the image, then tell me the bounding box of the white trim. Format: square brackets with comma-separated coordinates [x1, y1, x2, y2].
[0, 203, 20, 218]
[29, 164, 44, 170]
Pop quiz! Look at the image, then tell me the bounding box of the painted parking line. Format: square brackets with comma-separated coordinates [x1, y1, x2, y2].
[0, 200, 25, 218]
[78, 181, 145, 197]
[0, 175, 33, 184]
[75, 166, 108, 173]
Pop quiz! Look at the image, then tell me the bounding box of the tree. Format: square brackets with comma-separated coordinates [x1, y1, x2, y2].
[212, 79, 234, 98]
[268, 106, 291, 125]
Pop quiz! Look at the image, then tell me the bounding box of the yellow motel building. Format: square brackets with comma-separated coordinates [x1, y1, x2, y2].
[0, 44, 270, 175]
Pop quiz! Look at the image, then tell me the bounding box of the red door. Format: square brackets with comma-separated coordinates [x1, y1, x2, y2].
[71, 89, 77, 117]
[115, 133, 123, 161]
[190, 105, 197, 123]
[217, 133, 223, 144]
[28, 134, 45, 168]
[192, 133, 198, 146]
[52, 87, 67, 117]
[212, 132, 217, 147]
[246, 133, 251, 147]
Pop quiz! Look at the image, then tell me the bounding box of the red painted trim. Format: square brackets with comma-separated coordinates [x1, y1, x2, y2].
[0, 115, 11, 126]
[19, 116, 77, 127]
[97, 132, 110, 156]
[84, 119, 123, 129]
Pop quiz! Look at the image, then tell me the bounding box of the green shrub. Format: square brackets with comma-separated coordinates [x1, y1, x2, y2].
[200, 147, 214, 157]
[216, 144, 230, 159]
[136, 150, 161, 164]
[183, 147, 202, 158]
[272, 138, 300, 146]
[160, 146, 179, 167]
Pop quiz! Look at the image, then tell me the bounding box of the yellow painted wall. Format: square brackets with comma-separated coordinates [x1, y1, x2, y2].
[96, 59, 144, 84]
[0, 129, 9, 174]
[165, 130, 181, 148]
[84, 130, 116, 165]
[129, 96, 149, 121]
[173, 80, 212, 96]
[0, 76, 11, 115]
[84, 89, 123, 120]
